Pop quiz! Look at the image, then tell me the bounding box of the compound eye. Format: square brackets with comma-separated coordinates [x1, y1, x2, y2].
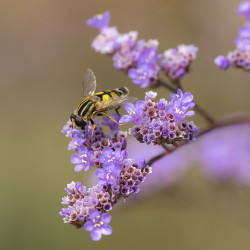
[75, 118, 87, 130]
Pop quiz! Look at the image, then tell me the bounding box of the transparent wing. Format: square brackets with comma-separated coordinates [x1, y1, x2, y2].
[82, 68, 97, 97]
[96, 96, 137, 112]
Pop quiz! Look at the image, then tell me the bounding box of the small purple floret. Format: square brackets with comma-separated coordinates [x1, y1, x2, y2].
[71, 145, 94, 172]
[214, 56, 231, 70]
[86, 11, 111, 30]
[128, 63, 159, 88]
[84, 209, 112, 241]
[96, 163, 122, 186]
[236, 1, 250, 19]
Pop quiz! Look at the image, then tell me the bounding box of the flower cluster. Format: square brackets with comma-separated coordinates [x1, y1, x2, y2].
[62, 115, 127, 172]
[86, 12, 198, 87]
[60, 116, 151, 240]
[161, 45, 198, 80]
[120, 90, 198, 145]
[60, 182, 113, 241]
[214, 1, 250, 71]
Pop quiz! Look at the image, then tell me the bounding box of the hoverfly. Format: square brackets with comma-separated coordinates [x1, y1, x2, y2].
[70, 69, 136, 131]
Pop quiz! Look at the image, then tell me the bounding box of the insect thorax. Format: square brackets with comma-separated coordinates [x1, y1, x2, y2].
[76, 98, 96, 119]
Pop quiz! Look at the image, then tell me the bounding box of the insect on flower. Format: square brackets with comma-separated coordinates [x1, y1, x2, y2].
[70, 69, 136, 131]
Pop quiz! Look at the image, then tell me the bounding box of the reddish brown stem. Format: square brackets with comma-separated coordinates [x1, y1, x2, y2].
[147, 115, 250, 167]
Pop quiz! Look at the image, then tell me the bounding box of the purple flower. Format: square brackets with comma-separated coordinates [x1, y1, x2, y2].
[161, 44, 198, 80]
[86, 11, 111, 30]
[71, 145, 94, 172]
[168, 89, 195, 122]
[91, 27, 119, 54]
[114, 31, 138, 50]
[128, 62, 159, 88]
[214, 56, 231, 70]
[112, 47, 135, 69]
[119, 158, 152, 196]
[96, 164, 122, 186]
[235, 25, 250, 49]
[61, 120, 74, 138]
[145, 91, 157, 101]
[236, 1, 250, 19]
[137, 45, 161, 66]
[238, 25, 250, 40]
[178, 44, 198, 59]
[112, 37, 156, 70]
[98, 147, 127, 168]
[120, 100, 145, 125]
[147, 133, 156, 142]
[127, 44, 161, 88]
[84, 209, 112, 241]
[62, 181, 87, 205]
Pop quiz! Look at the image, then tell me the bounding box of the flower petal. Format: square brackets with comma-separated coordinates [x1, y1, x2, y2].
[84, 221, 94, 232]
[120, 115, 132, 124]
[96, 169, 105, 179]
[186, 110, 195, 117]
[74, 164, 83, 172]
[91, 229, 102, 241]
[71, 154, 81, 164]
[78, 145, 87, 154]
[123, 103, 135, 112]
[89, 209, 100, 219]
[101, 213, 112, 223]
[101, 225, 112, 235]
[86, 11, 111, 30]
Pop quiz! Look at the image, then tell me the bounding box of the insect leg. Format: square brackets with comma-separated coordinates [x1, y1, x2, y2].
[115, 106, 121, 116]
[90, 119, 95, 137]
[97, 112, 123, 124]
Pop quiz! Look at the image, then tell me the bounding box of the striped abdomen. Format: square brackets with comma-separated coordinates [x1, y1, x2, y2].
[94, 87, 129, 102]
[76, 99, 95, 118]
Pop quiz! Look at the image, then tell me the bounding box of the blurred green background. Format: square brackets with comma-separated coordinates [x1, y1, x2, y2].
[2, 0, 250, 249]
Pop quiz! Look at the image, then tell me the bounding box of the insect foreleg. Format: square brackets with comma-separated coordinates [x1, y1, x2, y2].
[97, 112, 123, 124]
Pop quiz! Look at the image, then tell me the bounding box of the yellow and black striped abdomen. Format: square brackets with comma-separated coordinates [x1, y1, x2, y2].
[94, 87, 129, 102]
[111, 86, 129, 98]
[76, 99, 95, 118]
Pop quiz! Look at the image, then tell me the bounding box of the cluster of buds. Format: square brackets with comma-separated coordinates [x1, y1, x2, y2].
[160, 45, 198, 80]
[214, 1, 250, 71]
[119, 159, 152, 196]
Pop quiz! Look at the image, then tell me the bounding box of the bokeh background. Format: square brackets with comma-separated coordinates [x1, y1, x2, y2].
[2, 0, 250, 249]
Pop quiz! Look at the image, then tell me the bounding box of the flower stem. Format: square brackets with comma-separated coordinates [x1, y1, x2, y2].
[147, 115, 250, 167]
[193, 103, 216, 125]
[197, 115, 250, 137]
[146, 151, 170, 166]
